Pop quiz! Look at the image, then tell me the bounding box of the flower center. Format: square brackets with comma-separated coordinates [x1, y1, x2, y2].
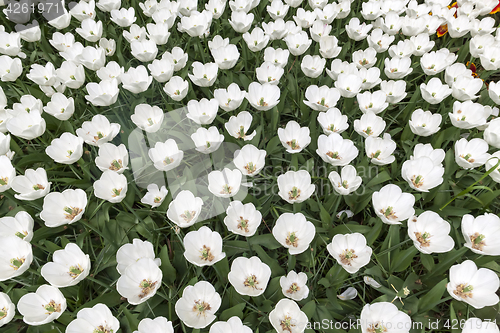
[69, 264, 84, 278]
[238, 216, 250, 232]
[147, 118, 154, 126]
[32, 184, 45, 191]
[371, 150, 382, 159]
[339, 249, 358, 265]
[327, 151, 342, 159]
[163, 157, 174, 165]
[154, 196, 162, 203]
[0, 177, 9, 186]
[0, 307, 7, 320]
[286, 232, 299, 247]
[280, 315, 296, 332]
[286, 139, 301, 150]
[317, 97, 328, 107]
[237, 126, 245, 138]
[339, 180, 349, 189]
[328, 124, 336, 132]
[15, 230, 28, 239]
[287, 282, 300, 294]
[200, 245, 215, 261]
[94, 132, 105, 142]
[43, 300, 62, 314]
[93, 325, 113, 333]
[109, 159, 123, 171]
[139, 279, 158, 298]
[460, 154, 475, 163]
[411, 175, 424, 188]
[381, 206, 398, 220]
[9, 257, 25, 270]
[193, 300, 211, 316]
[64, 206, 83, 220]
[367, 322, 388, 333]
[258, 97, 268, 106]
[454, 284, 474, 299]
[245, 162, 256, 174]
[288, 186, 301, 200]
[415, 232, 431, 247]
[111, 188, 122, 197]
[180, 210, 196, 222]
[244, 274, 261, 289]
[221, 184, 232, 195]
[470, 232, 486, 251]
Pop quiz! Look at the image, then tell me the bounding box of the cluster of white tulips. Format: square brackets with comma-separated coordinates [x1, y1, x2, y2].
[2, 0, 500, 331]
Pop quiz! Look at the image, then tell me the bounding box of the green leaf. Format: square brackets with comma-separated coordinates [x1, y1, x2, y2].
[159, 245, 177, 285]
[219, 303, 246, 321]
[420, 254, 435, 272]
[390, 246, 419, 273]
[417, 279, 448, 314]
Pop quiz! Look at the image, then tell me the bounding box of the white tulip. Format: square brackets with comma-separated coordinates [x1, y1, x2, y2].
[328, 165, 362, 195]
[408, 211, 454, 254]
[167, 190, 204, 228]
[40, 189, 87, 227]
[93, 170, 128, 203]
[224, 201, 262, 237]
[273, 212, 316, 255]
[269, 299, 308, 333]
[0, 211, 34, 242]
[228, 256, 271, 296]
[11, 167, 51, 201]
[277, 170, 315, 204]
[372, 184, 415, 225]
[280, 270, 309, 301]
[401, 157, 444, 192]
[233, 144, 266, 177]
[134, 317, 174, 333]
[117, 258, 163, 305]
[0, 236, 32, 281]
[209, 316, 252, 333]
[41, 243, 90, 287]
[66, 303, 120, 333]
[447, 260, 499, 309]
[461, 213, 500, 256]
[148, 139, 184, 172]
[116, 239, 161, 275]
[359, 302, 411, 333]
[17, 285, 66, 325]
[175, 281, 221, 329]
[0, 292, 15, 327]
[327, 233, 372, 274]
[95, 143, 129, 174]
[141, 184, 169, 208]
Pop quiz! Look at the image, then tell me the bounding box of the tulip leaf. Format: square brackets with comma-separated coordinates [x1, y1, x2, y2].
[417, 278, 448, 314]
[160, 244, 177, 285]
[420, 254, 435, 272]
[219, 303, 246, 321]
[390, 246, 419, 273]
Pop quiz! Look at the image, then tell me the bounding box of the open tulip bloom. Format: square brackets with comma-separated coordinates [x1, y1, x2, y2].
[0, 236, 33, 281]
[0, 211, 34, 242]
[117, 257, 163, 305]
[359, 302, 411, 333]
[269, 298, 308, 333]
[17, 285, 66, 326]
[0, 292, 15, 327]
[372, 184, 415, 225]
[208, 168, 243, 198]
[175, 281, 221, 329]
[277, 170, 315, 204]
[116, 239, 161, 275]
[278, 120, 311, 154]
[280, 270, 309, 301]
[41, 243, 90, 287]
[224, 201, 262, 237]
[66, 303, 120, 333]
[183, 226, 226, 267]
[447, 260, 500, 309]
[461, 213, 500, 256]
[40, 188, 87, 227]
[167, 190, 204, 228]
[407, 211, 455, 254]
[327, 233, 372, 274]
[273, 212, 316, 255]
[228, 256, 271, 296]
